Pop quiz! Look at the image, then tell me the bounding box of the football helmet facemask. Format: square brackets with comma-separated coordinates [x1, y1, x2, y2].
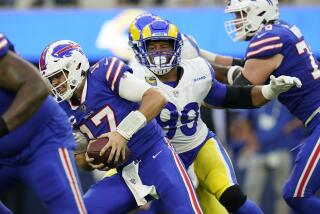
[137, 20, 183, 75]
[39, 40, 89, 102]
[225, 0, 279, 41]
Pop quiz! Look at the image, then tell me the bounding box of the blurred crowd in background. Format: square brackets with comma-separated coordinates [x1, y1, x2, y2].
[0, 0, 319, 8]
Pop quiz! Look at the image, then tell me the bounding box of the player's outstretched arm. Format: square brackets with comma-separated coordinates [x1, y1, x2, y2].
[252, 75, 302, 106]
[204, 75, 301, 109]
[200, 49, 245, 67]
[200, 49, 245, 83]
[0, 51, 50, 136]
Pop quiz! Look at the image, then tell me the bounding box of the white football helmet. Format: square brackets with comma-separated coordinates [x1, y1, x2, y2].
[39, 40, 89, 102]
[225, 0, 279, 41]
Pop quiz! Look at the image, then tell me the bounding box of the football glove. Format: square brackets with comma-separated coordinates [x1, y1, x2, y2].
[262, 75, 302, 100]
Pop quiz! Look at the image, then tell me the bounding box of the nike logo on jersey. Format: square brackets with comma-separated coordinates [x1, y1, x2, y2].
[257, 33, 267, 39]
[152, 150, 162, 159]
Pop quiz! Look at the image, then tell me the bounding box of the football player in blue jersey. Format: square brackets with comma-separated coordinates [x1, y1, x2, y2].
[129, 17, 302, 214]
[39, 40, 204, 214]
[218, 0, 320, 213]
[0, 35, 86, 213]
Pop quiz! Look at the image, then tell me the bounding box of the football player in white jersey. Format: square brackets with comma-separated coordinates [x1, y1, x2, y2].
[128, 18, 301, 214]
[128, 13, 230, 213]
[128, 13, 244, 85]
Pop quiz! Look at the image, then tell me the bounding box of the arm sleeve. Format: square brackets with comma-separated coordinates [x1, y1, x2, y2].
[222, 85, 256, 109]
[203, 63, 256, 108]
[118, 72, 152, 102]
[203, 62, 228, 106]
[204, 78, 228, 106]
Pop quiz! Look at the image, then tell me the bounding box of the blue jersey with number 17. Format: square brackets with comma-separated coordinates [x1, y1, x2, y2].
[60, 57, 164, 160]
[245, 21, 320, 130]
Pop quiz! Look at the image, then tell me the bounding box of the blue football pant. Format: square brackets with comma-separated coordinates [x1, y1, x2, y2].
[283, 124, 320, 213]
[0, 147, 86, 214]
[84, 138, 202, 214]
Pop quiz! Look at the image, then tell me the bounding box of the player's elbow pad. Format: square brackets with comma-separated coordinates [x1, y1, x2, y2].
[233, 73, 253, 86]
[222, 85, 257, 109]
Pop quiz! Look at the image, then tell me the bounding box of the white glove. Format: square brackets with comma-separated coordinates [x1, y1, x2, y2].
[73, 130, 89, 154]
[262, 75, 302, 100]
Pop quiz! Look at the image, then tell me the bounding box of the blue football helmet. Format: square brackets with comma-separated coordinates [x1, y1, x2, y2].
[128, 13, 161, 64]
[136, 20, 183, 75]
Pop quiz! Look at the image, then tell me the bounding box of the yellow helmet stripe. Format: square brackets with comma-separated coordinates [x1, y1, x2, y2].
[168, 24, 178, 38]
[129, 23, 141, 41]
[141, 25, 152, 39]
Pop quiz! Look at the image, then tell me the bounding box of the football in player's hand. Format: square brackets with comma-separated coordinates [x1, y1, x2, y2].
[86, 137, 131, 168]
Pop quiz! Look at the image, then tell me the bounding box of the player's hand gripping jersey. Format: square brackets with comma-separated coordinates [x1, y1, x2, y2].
[245, 21, 320, 130]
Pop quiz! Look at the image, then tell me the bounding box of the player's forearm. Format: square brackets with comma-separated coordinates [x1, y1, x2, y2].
[116, 88, 167, 141]
[0, 51, 50, 131]
[250, 86, 269, 107]
[139, 88, 167, 122]
[215, 55, 234, 67]
[221, 85, 258, 109]
[200, 49, 233, 67]
[220, 85, 269, 108]
[211, 64, 229, 83]
[200, 49, 245, 67]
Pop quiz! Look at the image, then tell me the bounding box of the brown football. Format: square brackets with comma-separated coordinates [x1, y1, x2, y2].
[86, 137, 131, 168]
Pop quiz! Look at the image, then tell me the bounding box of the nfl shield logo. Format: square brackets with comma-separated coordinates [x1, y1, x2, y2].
[145, 76, 157, 86]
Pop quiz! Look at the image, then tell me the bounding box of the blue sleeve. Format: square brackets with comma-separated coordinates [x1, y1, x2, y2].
[92, 57, 133, 95]
[245, 26, 286, 60]
[203, 63, 227, 106]
[0, 34, 14, 59]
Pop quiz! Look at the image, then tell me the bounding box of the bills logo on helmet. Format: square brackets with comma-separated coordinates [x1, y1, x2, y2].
[51, 43, 83, 58]
[39, 46, 49, 71]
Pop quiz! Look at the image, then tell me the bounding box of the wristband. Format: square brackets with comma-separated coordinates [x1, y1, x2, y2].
[261, 85, 276, 100]
[116, 111, 147, 140]
[232, 58, 245, 67]
[0, 117, 9, 137]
